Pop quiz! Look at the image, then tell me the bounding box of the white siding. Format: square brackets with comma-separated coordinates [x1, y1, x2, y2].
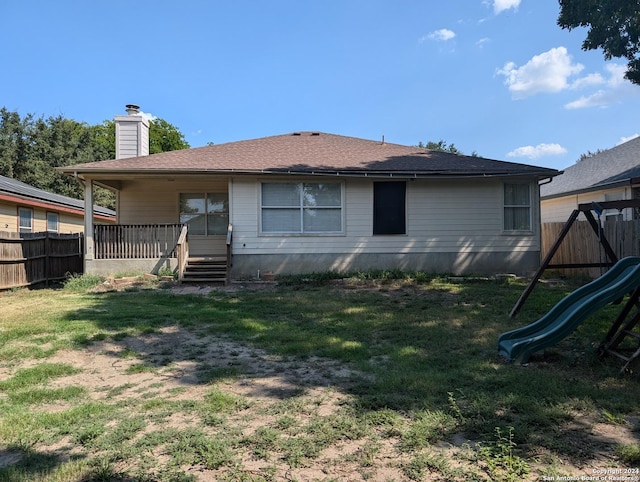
[230, 176, 540, 256]
[118, 179, 228, 224]
[115, 117, 149, 159]
[118, 179, 229, 256]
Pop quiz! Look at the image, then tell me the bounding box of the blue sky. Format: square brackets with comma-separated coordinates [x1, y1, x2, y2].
[2, 0, 640, 171]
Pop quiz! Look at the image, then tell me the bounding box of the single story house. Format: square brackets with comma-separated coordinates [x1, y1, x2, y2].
[60, 106, 560, 280]
[541, 136, 640, 223]
[0, 174, 115, 234]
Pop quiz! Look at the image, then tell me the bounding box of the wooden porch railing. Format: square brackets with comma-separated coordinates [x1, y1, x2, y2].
[176, 225, 189, 282]
[94, 224, 184, 259]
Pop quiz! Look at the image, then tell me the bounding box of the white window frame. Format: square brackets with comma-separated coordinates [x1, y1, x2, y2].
[260, 181, 344, 235]
[18, 207, 33, 233]
[46, 212, 59, 233]
[179, 192, 229, 236]
[503, 182, 532, 232]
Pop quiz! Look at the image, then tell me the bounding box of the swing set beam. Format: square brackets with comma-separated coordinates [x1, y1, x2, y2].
[509, 199, 640, 317]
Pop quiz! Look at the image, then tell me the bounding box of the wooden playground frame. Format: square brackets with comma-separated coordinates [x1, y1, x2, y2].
[510, 199, 640, 372]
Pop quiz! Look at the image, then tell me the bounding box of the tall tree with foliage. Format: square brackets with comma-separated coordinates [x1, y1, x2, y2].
[417, 139, 480, 157]
[92, 117, 190, 159]
[558, 0, 640, 84]
[0, 108, 190, 210]
[149, 118, 190, 154]
[418, 140, 462, 154]
[0, 108, 32, 180]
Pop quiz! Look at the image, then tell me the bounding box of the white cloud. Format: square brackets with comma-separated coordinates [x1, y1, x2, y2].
[565, 90, 612, 109]
[569, 73, 605, 90]
[497, 47, 583, 98]
[426, 28, 456, 42]
[564, 63, 638, 109]
[490, 0, 521, 14]
[507, 143, 568, 159]
[139, 110, 157, 123]
[476, 37, 490, 48]
[619, 134, 640, 144]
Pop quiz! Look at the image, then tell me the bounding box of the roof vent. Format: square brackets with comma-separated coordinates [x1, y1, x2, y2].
[125, 104, 140, 115]
[292, 132, 301, 136]
[311, 132, 320, 136]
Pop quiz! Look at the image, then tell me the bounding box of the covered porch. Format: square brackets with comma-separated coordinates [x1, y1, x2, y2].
[86, 222, 233, 283]
[81, 175, 233, 283]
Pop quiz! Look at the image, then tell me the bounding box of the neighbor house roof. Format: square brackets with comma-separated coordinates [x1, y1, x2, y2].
[60, 132, 560, 180]
[0, 175, 115, 219]
[540, 136, 640, 199]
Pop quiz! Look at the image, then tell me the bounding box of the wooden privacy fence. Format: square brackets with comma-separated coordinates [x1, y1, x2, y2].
[94, 224, 183, 259]
[0, 231, 84, 290]
[541, 220, 640, 278]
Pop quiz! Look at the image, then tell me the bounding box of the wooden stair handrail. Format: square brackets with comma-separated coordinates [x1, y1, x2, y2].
[176, 225, 189, 282]
[225, 224, 233, 285]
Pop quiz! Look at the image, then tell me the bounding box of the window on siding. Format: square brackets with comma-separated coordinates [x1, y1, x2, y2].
[604, 192, 624, 220]
[47, 212, 59, 233]
[504, 183, 531, 231]
[261, 182, 342, 234]
[373, 182, 406, 235]
[179, 193, 229, 235]
[18, 207, 33, 233]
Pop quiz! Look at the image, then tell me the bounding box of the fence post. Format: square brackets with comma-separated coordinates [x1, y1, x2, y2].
[45, 231, 50, 286]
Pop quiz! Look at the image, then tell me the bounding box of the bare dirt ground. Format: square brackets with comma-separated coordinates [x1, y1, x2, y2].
[1, 280, 638, 481]
[37, 325, 640, 480]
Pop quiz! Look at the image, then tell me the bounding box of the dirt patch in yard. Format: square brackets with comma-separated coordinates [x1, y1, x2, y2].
[1, 281, 639, 481]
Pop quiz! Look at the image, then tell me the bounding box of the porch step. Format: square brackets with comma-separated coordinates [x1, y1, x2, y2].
[182, 257, 228, 284]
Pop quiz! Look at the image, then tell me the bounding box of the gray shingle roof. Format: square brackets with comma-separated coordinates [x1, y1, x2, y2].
[61, 132, 560, 179]
[0, 175, 115, 217]
[540, 136, 640, 198]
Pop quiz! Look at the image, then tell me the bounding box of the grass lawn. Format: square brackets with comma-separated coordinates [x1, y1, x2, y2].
[0, 272, 639, 481]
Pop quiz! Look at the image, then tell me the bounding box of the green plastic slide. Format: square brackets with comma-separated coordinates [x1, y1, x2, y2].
[498, 256, 640, 363]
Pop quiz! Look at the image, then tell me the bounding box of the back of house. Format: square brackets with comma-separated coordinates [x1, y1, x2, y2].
[59, 106, 560, 279]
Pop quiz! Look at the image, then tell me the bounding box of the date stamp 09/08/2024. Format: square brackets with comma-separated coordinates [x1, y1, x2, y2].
[541, 468, 640, 481]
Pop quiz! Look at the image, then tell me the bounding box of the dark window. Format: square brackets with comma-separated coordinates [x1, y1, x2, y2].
[18, 207, 33, 233]
[373, 182, 406, 235]
[47, 212, 59, 232]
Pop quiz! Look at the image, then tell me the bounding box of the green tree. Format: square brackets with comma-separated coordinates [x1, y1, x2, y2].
[91, 117, 190, 159]
[558, 0, 640, 84]
[0, 108, 32, 179]
[0, 108, 190, 211]
[149, 118, 190, 154]
[418, 140, 462, 154]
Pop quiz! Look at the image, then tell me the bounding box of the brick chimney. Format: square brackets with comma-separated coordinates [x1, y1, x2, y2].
[114, 104, 149, 159]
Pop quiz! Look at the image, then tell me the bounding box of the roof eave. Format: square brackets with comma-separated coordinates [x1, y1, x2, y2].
[541, 178, 637, 201]
[61, 167, 560, 180]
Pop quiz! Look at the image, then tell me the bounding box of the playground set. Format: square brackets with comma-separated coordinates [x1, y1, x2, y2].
[499, 200, 640, 372]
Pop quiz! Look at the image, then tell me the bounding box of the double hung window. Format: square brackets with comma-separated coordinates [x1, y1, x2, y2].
[47, 212, 59, 233]
[179, 193, 229, 235]
[504, 183, 531, 231]
[18, 207, 33, 233]
[261, 182, 343, 234]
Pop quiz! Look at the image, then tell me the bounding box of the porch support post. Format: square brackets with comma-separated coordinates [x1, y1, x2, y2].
[84, 179, 95, 264]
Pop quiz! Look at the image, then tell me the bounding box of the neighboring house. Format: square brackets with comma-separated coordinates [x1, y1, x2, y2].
[541, 136, 640, 223]
[0, 175, 115, 234]
[59, 106, 560, 279]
